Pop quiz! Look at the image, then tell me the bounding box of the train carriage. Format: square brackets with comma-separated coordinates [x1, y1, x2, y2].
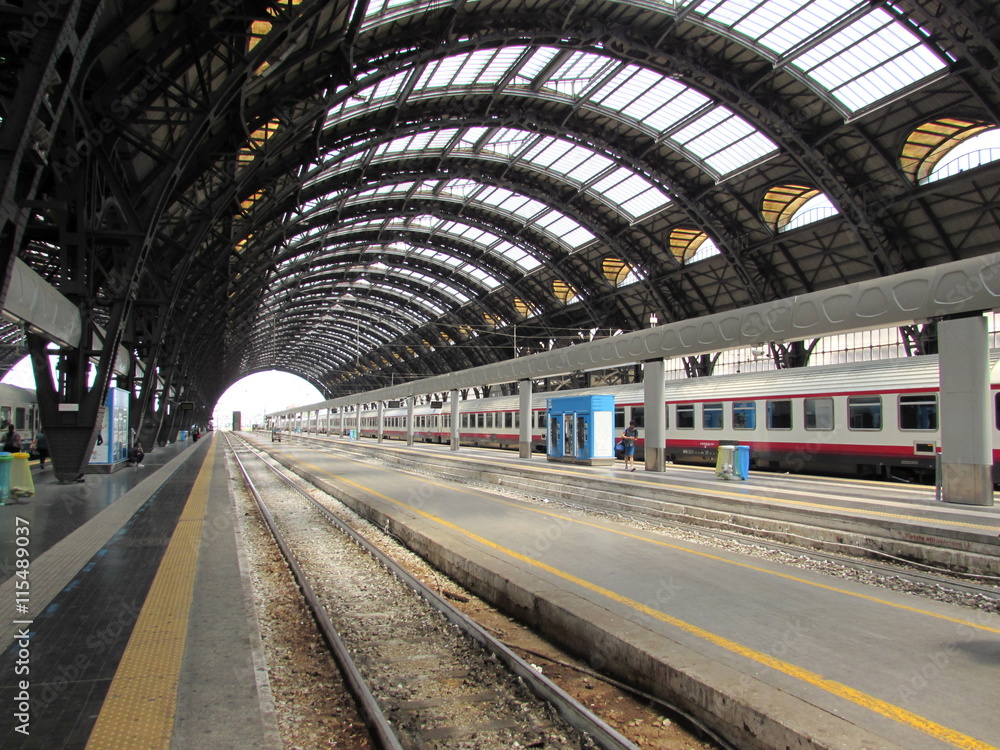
[330, 351, 1000, 484]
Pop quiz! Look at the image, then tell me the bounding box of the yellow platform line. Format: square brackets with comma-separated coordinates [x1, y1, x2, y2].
[293, 453, 999, 750]
[85, 442, 215, 750]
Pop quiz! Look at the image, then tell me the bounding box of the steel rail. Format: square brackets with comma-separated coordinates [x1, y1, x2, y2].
[223, 433, 405, 750]
[232, 432, 646, 750]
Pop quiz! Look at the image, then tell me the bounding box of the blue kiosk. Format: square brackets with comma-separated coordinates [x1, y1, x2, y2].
[546, 395, 616, 466]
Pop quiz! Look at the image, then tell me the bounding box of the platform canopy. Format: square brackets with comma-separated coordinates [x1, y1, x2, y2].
[3, 0, 1000, 420]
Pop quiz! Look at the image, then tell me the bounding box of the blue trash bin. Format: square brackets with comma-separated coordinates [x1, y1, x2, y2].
[734, 445, 750, 480]
[0, 452, 12, 504]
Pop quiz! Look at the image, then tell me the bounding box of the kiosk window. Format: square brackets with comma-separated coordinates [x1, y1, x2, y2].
[899, 394, 937, 430]
[677, 403, 694, 429]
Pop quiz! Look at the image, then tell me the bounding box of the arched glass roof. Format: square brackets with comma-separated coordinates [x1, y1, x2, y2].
[309, 125, 672, 222]
[327, 46, 777, 180]
[360, 1, 948, 115]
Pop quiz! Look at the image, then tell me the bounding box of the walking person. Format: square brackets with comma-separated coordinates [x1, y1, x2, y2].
[621, 420, 639, 472]
[32, 429, 49, 469]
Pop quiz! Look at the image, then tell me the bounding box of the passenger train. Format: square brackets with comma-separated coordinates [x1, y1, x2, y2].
[306, 352, 1000, 485]
[0, 383, 39, 446]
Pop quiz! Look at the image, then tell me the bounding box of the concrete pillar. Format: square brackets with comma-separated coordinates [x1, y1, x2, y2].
[407, 398, 415, 446]
[518, 379, 532, 459]
[338, 408, 345, 437]
[377, 402, 384, 443]
[644, 358, 666, 472]
[939, 315, 993, 505]
[355, 404, 362, 439]
[450, 389, 460, 451]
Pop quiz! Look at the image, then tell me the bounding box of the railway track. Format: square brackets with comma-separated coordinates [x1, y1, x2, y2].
[224, 432, 643, 750]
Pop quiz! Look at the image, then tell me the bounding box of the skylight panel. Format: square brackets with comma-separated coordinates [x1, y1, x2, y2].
[464, 266, 502, 289]
[493, 240, 539, 271]
[545, 51, 618, 97]
[534, 211, 596, 248]
[591, 170, 671, 219]
[673, 107, 777, 174]
[512, 47, 560, 85]
[790, 9, 945, 112]
[697, 0, 854, 56]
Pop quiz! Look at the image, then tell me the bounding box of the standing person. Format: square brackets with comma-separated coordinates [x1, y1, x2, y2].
[620, 420, 639, 472]
[3, 423, 21, 453]
[32, 429, 49, 469]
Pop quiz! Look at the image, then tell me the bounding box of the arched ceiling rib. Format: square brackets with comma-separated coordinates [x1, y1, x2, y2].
[7, 0, 1000, 409]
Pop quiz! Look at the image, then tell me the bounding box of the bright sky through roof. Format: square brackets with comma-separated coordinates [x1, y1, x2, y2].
[0, 357, 323, 431]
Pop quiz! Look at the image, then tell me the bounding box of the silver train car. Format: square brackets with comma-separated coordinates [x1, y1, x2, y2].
[0, 383, 39, 446]
[314, 352, 1000, 484]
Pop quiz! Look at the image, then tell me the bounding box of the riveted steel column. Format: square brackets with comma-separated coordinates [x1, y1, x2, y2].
[939, 315, 993, 505]
[518, 379, 532, 459]
[644, 359, 666, 472]
[450, 389, 460, 451]
[407, 398, 415, 446]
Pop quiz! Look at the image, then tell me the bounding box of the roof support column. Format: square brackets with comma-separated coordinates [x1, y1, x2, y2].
[939, 315, 993, 505]
[407, 398, 415, 446]
[355, 404, 362, 439]
[377, 402, 385, 443]
[450, 389, 460, 451]
[643, 359, 666, 473]
[518, 379, 532, 459]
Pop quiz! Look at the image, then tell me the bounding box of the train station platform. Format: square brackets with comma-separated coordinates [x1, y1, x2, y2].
[0, 435, 280, 750]
[257, 431, 1000, 750]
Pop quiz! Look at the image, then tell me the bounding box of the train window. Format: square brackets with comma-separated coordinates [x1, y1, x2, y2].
[0, 406, 10, 429]
[733, 401, 756, 429]
[537, 412, 546, 429]
[676, 404, 694, 429]
[664, 406, 669, 430]
[899, 394, 937, 430]
[14, 407, 25, 430]
[703, 402, 723, 429]
[631, 407, 645, 428]
[848, 396, 882, 430]
[477, 413, 485, 428]
[505, 412, 513, 429]
[614, 407, 625, 430]
[766, 400, 792, 430]
[514, 412, 520, 428]
[804, 398, 834, 430]
[462, 413, 469, 428]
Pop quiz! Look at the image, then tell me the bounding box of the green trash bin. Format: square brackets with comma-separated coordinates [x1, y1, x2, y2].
[0, 452, 12, 505]
[10, 452, 34, 499]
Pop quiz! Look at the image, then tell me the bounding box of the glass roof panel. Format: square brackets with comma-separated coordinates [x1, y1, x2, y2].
[794, 9, 944, 111]
[695, 0, 853, 56]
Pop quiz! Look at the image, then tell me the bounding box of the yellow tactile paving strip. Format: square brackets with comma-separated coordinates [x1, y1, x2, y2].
[85, 442, 215, 750]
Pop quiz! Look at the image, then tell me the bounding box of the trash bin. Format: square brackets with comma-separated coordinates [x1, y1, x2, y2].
[734, 445, 750, 480]
[9, 452, 34, 499]
[349, 429, 357, 440]
[716, 444, 750, 480]
[0, 452, 11, 505]
[179, 430, 188, 442]
[715, 444, 735, 479]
